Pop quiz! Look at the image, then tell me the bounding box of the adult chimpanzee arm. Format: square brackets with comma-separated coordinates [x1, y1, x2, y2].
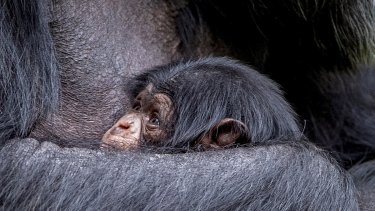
[0, 139, 359, 210]
[0, 0, 59, 142]
[350, 160, 375, 210]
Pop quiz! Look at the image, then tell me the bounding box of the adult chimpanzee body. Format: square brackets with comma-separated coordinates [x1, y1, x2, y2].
[103, 58, 300, 151]
[1, 0, 374, 210]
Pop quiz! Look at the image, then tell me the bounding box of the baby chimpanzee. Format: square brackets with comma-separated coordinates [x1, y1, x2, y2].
[102, 57, 300, 151]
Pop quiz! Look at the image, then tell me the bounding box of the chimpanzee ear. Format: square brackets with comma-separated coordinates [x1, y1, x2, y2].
[200, 118, 247, 149]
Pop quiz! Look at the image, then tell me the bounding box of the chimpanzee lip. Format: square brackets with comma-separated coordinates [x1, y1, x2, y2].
[108, 135, 139, 149]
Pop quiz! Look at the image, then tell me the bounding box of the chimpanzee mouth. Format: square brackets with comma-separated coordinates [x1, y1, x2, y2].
[101, 136, 139, 150]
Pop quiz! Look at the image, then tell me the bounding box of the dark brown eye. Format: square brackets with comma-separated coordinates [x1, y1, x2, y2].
[148, 117, 160, 126]
[148, 111, 161, 127]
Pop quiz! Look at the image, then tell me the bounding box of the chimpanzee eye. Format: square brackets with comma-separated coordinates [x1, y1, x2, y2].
[148, 117, 160, 126]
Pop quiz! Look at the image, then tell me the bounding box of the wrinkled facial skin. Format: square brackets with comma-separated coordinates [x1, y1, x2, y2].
[102, 85, 174, 149]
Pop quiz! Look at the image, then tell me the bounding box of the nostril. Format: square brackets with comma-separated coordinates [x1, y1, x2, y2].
[119, 122, 131, 130]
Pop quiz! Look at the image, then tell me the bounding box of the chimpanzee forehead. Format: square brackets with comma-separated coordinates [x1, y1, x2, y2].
[135, 84, 173, 110]
[145, 84, 154, 92]
[135, 84, 154, 103]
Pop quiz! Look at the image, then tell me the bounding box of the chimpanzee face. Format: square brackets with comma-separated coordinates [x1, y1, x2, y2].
[102, 84, 174, 149]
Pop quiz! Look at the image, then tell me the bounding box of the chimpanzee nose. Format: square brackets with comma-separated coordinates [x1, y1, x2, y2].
[118, 121, 132, 130]
[110, 114, 141, 137]
[111, 124, 131, 136]
[110, 118, 140, 136]
[101, 113, 142, 149]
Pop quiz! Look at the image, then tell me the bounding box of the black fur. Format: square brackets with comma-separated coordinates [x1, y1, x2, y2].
[0, 138, 359, 210]
[177, 0, 375, 70]
[310, 67, 375, 165]
[130, 57, 300, 149]
[350, 160, 375, 210]
[0, 0, 59, 143]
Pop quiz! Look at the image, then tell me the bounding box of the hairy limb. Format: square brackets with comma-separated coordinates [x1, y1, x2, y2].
[350, 160, 375, 210]
[0, 139, 358, 210]
[0, 0, 59, 142]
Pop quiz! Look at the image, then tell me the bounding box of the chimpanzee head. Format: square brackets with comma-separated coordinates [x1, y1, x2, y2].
[102, 57, 300, 151]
